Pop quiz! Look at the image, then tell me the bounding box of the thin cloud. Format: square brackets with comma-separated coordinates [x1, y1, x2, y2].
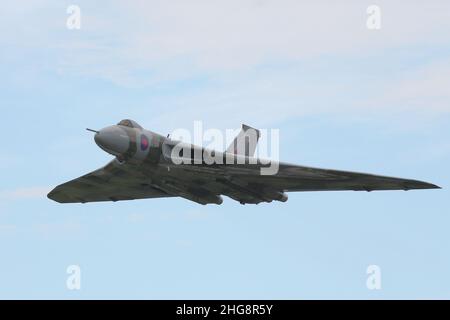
[4, 1, 449, 84]
[0, 186, 51, 200]
[2, 1, 449, 127]
[384, 59, 450, 111]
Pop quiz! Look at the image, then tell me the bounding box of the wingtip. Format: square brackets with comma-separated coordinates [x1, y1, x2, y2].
[47, 189, 58, 202]
[417, 181, 441, 190]
[402, 179, 441, 191]
[47, 188, 66, 203]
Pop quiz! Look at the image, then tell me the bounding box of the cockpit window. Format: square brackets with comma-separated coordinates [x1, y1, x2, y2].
[117, 119, 142, 129]
[118, 119, 132, 127]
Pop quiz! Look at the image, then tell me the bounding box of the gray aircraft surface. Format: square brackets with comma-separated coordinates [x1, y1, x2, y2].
[47, 119, 440, 205]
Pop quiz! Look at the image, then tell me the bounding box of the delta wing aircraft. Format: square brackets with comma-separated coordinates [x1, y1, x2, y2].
[48, 119, 440, 205]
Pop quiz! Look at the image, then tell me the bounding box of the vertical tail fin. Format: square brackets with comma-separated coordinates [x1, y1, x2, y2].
[226, 124, 260, 157]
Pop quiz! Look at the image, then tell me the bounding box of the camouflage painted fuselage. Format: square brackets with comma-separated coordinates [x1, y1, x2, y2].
[47, 119, 440, 205]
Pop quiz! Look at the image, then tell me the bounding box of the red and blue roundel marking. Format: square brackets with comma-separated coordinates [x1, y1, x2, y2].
[140, 135, 149, 151]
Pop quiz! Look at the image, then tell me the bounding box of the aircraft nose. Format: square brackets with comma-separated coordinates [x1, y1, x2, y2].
[94, 126, 130, 156]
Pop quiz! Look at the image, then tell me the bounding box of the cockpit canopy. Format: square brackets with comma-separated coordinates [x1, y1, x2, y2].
[117, 119, 142, 129]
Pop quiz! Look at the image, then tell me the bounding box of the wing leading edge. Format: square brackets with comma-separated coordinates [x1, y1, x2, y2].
[199, 161, 440, 191]
[262, 163, 440, 192]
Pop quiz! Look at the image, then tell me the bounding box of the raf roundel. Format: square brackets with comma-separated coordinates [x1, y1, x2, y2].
[140, 134, 149, 151]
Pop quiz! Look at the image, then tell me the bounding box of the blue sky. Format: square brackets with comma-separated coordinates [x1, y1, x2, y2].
[1, 1, 449, 299]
